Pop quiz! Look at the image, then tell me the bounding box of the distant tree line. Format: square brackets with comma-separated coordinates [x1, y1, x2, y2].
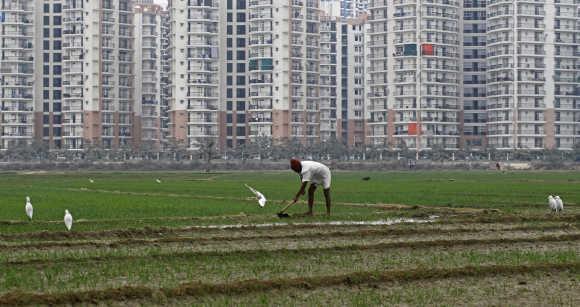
[1, 137, 580, 164]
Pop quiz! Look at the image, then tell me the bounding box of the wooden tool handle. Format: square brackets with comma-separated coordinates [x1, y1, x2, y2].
[279, 199, 297, 214]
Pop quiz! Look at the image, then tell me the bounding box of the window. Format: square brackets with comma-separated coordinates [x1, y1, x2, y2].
[237, 51, 245, 60]
[237, 76, 245, 85]
[53, 3, 62, 13]
[43, 16, 50, 26]
[237, 63, 245, 72]
[237, 101, 245, 111]
[43, 28, 50, 38]
[53, 28, 61, 38]
[237, 38, 245, 47]
[237, 0, 246, 9]
[53, 53, 61, 62]
[44, 3, 50, 13]
[237, 13, 245, 22]
[43, 40, 50, 50]
[237, 126, 246, 135]
[237, 114, 246, 122]
[53, 16, 61, 26]
[43, 66, 50, 75]
[53, 41, 61, 50]
[53, 65, 62, 75]
[236, 88, 246, 98]
[236, 25, 246, 35]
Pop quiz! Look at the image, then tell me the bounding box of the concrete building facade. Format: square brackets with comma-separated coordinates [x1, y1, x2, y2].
[167, 0, 220, 150]
[462, 0, 487, 150]
[486, 0, 580, 150]
[367, 0, 463, 151]
[134, 3, 165, 150]
[0, 0, 35, 149]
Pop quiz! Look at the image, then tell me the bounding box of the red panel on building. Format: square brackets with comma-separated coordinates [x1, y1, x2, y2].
[408, 123, 418, 135]
[422, 44, 434, 56]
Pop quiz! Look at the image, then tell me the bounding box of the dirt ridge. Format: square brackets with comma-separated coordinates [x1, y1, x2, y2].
[1, 262, 578, 306]
[5, 233, 580, 267]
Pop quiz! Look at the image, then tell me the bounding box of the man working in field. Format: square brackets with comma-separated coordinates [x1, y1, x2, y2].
[290, 158, 332, 216]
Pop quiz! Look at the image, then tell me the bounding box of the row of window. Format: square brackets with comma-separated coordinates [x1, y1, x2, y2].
[43, 28, 62, 38]
[43, 3, 62, 13]
[43, 16, 62, 26]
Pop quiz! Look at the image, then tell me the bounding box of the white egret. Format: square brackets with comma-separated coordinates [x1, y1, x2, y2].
[64, 210, 73, 231]
[555, 196, 564, 213]
[548, 195, 557, 212]
[89, 178, 95, 183]
[245, 184, 267, 207]
[25, 196, 33, 221]
[156, 178, 162, 184]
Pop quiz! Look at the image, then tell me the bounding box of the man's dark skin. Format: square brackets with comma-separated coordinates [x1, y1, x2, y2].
[292, 176, 332, 216]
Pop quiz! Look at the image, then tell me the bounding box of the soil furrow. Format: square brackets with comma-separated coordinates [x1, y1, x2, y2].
[0, 262, 577, 306]
[5, 233, 580, 267]
[1, 224, 575, 251]
[0, 224, 575, 248]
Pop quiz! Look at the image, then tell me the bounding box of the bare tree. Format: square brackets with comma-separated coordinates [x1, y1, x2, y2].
[197, 138, 218, 173]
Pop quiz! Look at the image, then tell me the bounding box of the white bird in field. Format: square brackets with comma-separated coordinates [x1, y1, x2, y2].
[25, 196, 33, 221]
[89, 178, 94, 183]
[548, 195, 557, 212]
[245, 184, 267, 207]
[64, 210, 73, 231]
[554, 196, 564, 213]
[156, 178, 162, 184]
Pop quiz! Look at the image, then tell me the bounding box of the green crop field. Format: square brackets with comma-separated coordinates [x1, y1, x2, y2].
[1, 170, 579, 306]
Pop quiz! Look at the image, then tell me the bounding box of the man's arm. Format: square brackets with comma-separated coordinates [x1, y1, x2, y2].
[293, 181, 308, 203]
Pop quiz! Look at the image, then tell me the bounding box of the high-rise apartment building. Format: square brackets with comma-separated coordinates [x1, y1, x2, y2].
[320, 14, 342, 142]
[160, 10, 170, 148]
[167, 0, 220, 149]
[134, 3, 165, 150]
[222, 0, 248, 149]
[367, 0, 462, 151]
[0, 0, 35, 150]
[340, 16, 367, 147]
[247, 0, 321, 144]
[487, 0, 580, 150]
[61, 0, 135, 150]
[462, 0, 487, 150]
[33, 0, 64, 149]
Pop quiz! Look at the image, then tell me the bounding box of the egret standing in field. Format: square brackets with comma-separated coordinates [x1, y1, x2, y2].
[555, 196, 564, 213]
[89, 178, 95, 183]
[245, 184, 267, 207]
[25, 196, 33, 221]
[156, 178, 162, 184]
[548, 195, 557, 212]
[64, 210, 73, 231]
